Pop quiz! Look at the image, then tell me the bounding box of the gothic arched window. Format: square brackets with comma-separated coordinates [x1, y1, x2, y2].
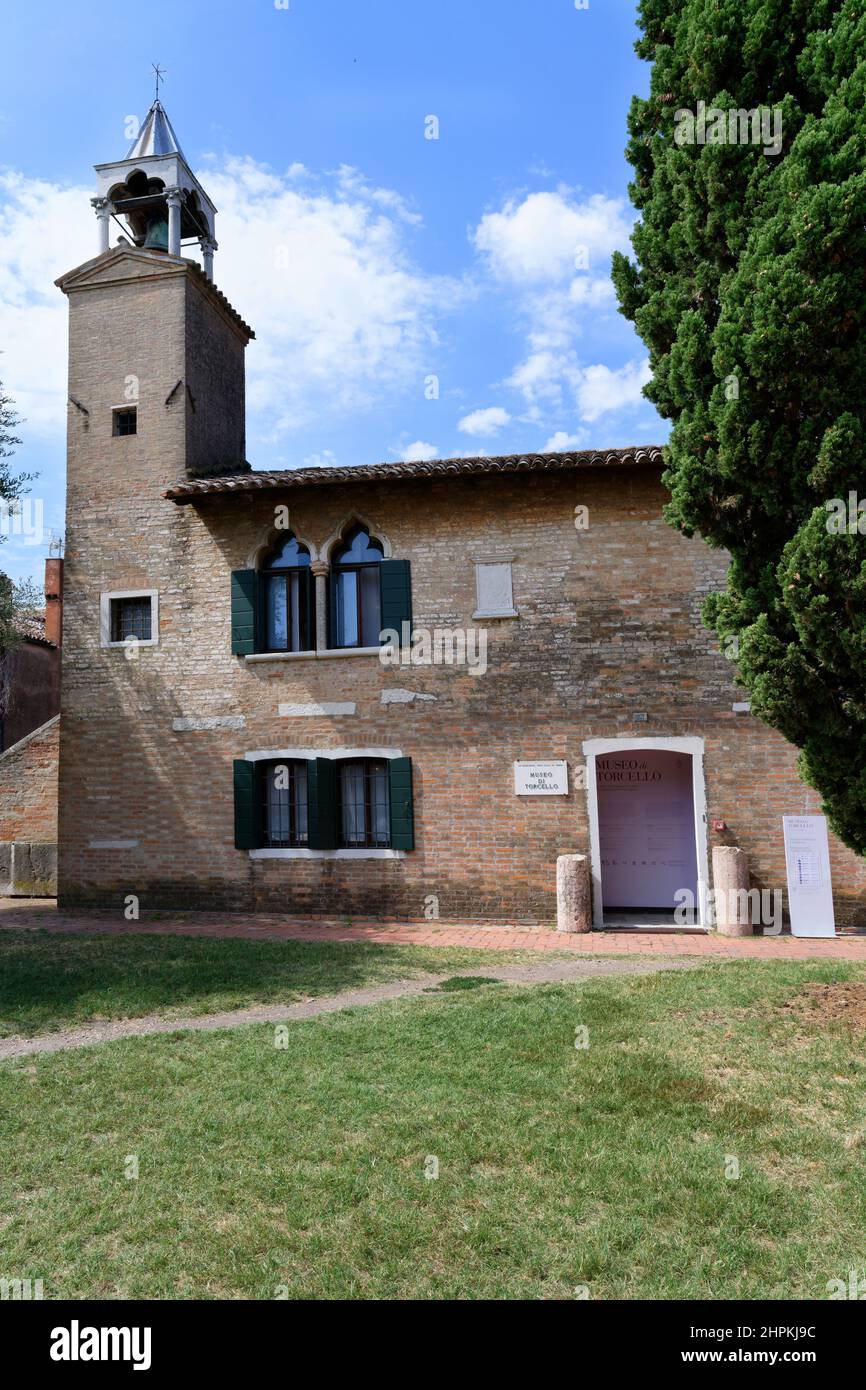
[262, 533, 312, 652]
[331, 526, 383, 648]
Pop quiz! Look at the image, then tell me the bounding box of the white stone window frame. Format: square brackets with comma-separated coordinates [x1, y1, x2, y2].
[100, 589, 160, 648]
[471, 551, 518, 620]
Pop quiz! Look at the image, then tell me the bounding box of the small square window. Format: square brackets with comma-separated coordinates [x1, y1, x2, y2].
[110, 596, 152, 643]
[113, 408, 137, 437]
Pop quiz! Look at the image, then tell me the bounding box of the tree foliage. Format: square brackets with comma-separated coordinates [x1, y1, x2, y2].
[613, 0, 866, 855]
[0, 374, 34, 651]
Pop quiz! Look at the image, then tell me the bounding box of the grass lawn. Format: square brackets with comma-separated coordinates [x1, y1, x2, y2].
[0, 931, 550, 1037]
[2, 958, 865, 1298]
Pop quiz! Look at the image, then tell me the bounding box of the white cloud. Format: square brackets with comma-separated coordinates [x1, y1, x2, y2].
[0, 157, 461, 444]
[473, 189, 631, 284]
[569, 277, 616, 308]
[542, 430, 586, 452]
[575, 359, 651, 423]
[332, 164, 423, 226]
[301, 449, 338, 468]
[206, 157, 460, 433]
[506, 351, 564, 407]
[508, 351, 650, 428]
[457, 406, 511, 437]
[398, 440, 439, 462]
[470, 187, 657, 445]
[0, 172, 92, 435]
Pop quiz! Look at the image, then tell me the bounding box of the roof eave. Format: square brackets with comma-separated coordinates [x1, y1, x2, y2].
[163, 447, 666, 504]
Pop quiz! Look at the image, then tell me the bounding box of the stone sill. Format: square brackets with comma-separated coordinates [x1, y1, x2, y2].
[249, 848, 406, 860]
[471, 610, 519, 620]
[245, 647, 381, 664]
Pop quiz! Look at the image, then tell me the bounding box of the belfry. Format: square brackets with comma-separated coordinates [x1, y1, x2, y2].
[90, 84, 218, 279]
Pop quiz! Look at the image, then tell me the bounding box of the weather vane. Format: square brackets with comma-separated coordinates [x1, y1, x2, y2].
[152, 63, 166, 100]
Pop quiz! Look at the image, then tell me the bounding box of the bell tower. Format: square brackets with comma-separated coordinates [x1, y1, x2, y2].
[56, 85, 254, 497]
[91, 86, 218, 278]
[55, 82, 255, 912]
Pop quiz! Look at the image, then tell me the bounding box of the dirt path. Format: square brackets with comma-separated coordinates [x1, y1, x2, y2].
[0, 956, 702, 1060]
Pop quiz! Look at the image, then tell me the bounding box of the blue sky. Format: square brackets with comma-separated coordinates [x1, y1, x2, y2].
[0, 0, 664, 586]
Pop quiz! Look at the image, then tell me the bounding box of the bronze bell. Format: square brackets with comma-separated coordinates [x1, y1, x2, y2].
[142, 212, 169, 251]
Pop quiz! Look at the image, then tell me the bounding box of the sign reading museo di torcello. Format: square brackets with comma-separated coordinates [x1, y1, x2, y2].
[783, 815, 836, 938]
[514, 761, 568, 795]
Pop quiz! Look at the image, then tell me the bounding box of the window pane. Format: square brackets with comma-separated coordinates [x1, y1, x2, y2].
[294, 769, 308, 844]
[337, 570, 358, 647]
[340, 763, 366, 845]
[359, 566, 381, 647]
[113, 409, 137, 437]
[334, 527, 383, 564]
[370, 762, 390, 845]
[267, 574, 288, 650]
[264, 762, 308, 847]
[266, 768, 290, 845]
[265, 534, 310, 569]
[112, 597, 151, 642]
[288, 571, 301, 653]
[338, 760, 390, 848]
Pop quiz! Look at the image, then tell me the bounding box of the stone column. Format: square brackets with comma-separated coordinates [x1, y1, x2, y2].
[556, 853, 592, 933]
[91, 197, 111, 254]
[201, 238, 216, 280]
[166, 188, 183, 257]
[712, 845, 752, 936]
[311, 562, 329, 652]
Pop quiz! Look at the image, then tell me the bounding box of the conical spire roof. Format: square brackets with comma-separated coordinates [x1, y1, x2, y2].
[126, 100, 186, 160]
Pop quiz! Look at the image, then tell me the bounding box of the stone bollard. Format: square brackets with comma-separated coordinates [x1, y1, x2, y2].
[712, 845, 753, 936]
[556, 853, 592, 933]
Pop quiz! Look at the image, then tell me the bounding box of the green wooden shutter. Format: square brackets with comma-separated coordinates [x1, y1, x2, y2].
[388, 757, 415, 851]
[307, 758, 337, 850]
[231, 569, 259, 655]
[379, 560, 412, 642]
[233, 759, 258, 849]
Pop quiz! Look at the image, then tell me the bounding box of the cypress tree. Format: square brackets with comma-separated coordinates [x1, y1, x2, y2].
[613, 0, 866, 854]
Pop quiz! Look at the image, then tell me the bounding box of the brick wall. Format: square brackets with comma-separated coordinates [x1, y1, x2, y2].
[56, 253, 866, 925]
[0, 639, 59, 750]
[0, 715, 59, 842]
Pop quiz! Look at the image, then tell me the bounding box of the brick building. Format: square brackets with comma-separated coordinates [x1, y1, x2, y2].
[54, 103, 866, 927]
[0, 557, 62, 895]
[0, 556, 62, 752]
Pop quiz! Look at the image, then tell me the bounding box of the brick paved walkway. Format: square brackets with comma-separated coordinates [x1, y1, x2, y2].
[2, 898, 865, 960]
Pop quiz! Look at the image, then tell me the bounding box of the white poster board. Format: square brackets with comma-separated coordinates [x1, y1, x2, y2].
[783, 815, 836, 938]
[514, 761, 568, 796]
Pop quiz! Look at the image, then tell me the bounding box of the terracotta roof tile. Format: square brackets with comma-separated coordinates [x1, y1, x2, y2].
[164, 445, 665, 502]
[13, 611, 54, 646]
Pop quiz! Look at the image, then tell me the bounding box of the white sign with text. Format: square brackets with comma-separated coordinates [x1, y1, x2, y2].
[514, 761, 568, 796]
[783, 815, 836, 937]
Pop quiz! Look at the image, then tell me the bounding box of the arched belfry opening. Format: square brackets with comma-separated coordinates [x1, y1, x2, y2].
[92, 91, 218, 278]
